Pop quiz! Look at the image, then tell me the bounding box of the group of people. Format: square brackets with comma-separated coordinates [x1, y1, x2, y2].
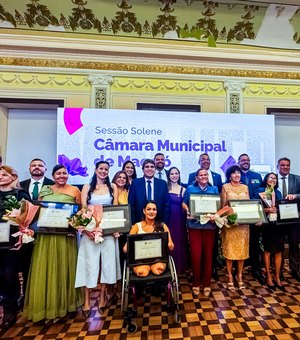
[0, 152, 300, 330]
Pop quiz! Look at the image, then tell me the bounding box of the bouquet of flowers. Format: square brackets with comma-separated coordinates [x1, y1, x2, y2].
[259, 185, 277, 222]
[200, 205, 238, 229]
[68, 204, 104, 243]
[2, 196, 39, 249]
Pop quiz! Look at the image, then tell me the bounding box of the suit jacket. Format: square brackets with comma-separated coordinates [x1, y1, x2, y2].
[187, 170, 223, 193]
[288, 173, 300, 197]
[240, 170, 262, 199]
[20, 177, 55, 197]
[128, 177, 170, 224]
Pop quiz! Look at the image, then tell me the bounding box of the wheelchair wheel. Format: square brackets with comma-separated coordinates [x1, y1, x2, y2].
[126, 321, 137, 333]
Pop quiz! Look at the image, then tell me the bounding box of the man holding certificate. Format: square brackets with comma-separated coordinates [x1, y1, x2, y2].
[277, 157, 300, 282]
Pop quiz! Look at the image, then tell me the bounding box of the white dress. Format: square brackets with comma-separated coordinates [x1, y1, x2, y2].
[75, 192, 121, 288]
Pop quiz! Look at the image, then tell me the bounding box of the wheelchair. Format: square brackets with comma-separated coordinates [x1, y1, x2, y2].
[121, 232, 180, 333]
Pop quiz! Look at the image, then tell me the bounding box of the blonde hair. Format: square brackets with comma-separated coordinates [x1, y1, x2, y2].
[0, 165, 21, 189]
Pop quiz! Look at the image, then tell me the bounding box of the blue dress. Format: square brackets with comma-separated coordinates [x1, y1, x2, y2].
[75, 193, 121, 288]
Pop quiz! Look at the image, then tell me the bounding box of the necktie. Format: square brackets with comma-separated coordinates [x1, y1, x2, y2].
[32, 181, 39, 200]
[158, 171, 162, 179]
[147, 180, 152, 201]
[282, 176, 287, 198]
[244, 172, 249, 185]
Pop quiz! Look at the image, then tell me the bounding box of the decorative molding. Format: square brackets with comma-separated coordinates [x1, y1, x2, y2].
[224, 80, 246, 92]
[229, 93, 241, 113]
[89, 74, 114, 108]
[0, 72, 90, 89]
[88, 75, 114, 86]
[1, 57, 300, 81]
[95, 88, 107, 109]
[112, 78, 225, 94]
[244, 84, 300, 96]
[224, 80, 246, 113]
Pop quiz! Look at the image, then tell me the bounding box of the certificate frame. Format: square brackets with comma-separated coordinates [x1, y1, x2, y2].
[126, 232, 169, 267]
[276, 199, 300, 224]
[32, 201, 80, 234]
[101, 204, 131, 236]
[229, 199, 267, 224]
[189, 194, 221, 217]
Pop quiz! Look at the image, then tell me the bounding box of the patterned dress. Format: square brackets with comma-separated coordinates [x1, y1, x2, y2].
[221, 183, 250, 260]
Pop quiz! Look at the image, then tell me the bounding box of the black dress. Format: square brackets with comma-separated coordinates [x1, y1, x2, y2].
[0, 189, 31, 318]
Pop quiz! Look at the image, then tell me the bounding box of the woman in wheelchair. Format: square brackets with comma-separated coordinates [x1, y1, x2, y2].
[123, 200, 174, 277]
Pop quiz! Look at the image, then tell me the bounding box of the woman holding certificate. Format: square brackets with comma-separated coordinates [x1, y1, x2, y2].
[182, 168, 218, 297]
[24, 164, 82, 323]
[221, 165, 249, 291]
[75, 161, 120, 316]
[254, 172, 285, 291]
[0, 165, 31, 329]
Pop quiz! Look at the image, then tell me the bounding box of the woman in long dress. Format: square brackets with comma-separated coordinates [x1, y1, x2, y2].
[0, 165, 31, 329]
[75, 161, 120, 316]
[221, 165, 250, 291]
[24, 164, 83, 323]
[166, 166, 188, 274]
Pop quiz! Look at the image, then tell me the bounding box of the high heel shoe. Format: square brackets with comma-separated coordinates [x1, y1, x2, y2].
[266, 282, 276, 291]
[98, 298, 107, 314]
[227, 276, 235, 291]
[235, 275, 245, 290]
[273, 277, 286, 292]
[82, 307, 91, 318]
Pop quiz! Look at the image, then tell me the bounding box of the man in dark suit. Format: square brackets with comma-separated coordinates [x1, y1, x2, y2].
[277, 157, 300, 281]
[128, 159, 170, 225]
[20, 158, 54, 200]
[187, 153, 222, 193]
[154, 152, 168, 181]
[238, 153, 263, 282]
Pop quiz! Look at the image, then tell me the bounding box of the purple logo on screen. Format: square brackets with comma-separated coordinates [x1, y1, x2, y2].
[220, 156, 237, 174]
[58, 154, 89, 177]
[63, 108, 84, 135]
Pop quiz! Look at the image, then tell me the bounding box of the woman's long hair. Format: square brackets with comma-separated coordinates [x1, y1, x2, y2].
[122, 160, 137, 179]
[167, 166, 181, 191]
[112, 170, 130, 190]
[87, 161, 114, 204]
[0, 165, 21, 190]
[143, 200, 164, 233]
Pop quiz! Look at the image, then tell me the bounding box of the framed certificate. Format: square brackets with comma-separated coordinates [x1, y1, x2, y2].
[190, 194, 221, 217]
[0, 222, 10, 243]
[229, 199, 267, 224]
[32, 201, 79, 234]
[101, 204, 131, 235]
[127, 232, 169, 266]
[276, 199, 300, 224]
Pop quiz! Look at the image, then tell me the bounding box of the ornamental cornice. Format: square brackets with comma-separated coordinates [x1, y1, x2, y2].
[0, 57, 300, 81]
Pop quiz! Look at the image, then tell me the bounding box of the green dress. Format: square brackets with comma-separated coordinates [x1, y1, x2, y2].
[23, 186, 83, 322]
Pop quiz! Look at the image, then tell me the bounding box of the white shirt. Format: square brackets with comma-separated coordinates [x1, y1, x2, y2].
[278, 174, 289, 196]
[155, 169, 167, 182]
[29, 177, 44, 199]
[144, 177, 154, 200]
[207, 169, 213, 186]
